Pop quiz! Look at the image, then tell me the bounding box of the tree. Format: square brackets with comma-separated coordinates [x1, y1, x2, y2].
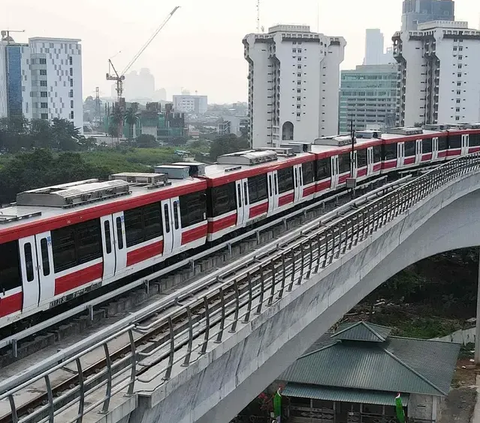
[51, 118, 80, 151]
[124, 106, 139, 141]
[30, 119, 53, 149]
[209, 134, 250, 161]
[136, 134, 158, 148]
[109, 105, 124, 141]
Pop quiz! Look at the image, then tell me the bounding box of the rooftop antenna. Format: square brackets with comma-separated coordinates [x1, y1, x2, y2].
[256, 0, 260, 32]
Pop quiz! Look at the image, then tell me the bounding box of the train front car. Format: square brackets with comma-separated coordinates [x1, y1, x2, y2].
[202, 149, 316, 242]
[0, 171, 207, 330]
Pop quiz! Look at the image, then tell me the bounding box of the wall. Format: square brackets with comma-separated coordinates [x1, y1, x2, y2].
[409, 394, 435, 421]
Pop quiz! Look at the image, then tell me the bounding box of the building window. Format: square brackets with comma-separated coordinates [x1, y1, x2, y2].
[69, 90, 73, 98]
[40, 102, 48, 108]
[70, 111, 74, 120]
[70, 68, 73, 76]
[71, 100, 74, 108]
[70, 79, 73, 87]
[40, 92, 48, 98]
[40, 69, 47, 76]
[41, 113, 48, 119]
[69, 56, 73, 66]
[39, 58, 47, 65]
[40, 80, 47, 87]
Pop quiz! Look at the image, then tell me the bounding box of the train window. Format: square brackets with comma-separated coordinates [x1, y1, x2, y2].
[449, 135, 461, 149]
[248, 174, 268, 204]
[316, 158, 331, 180]
[338, 154, 350, 174]
[116, 217, 124, 249]
[40, 238, 50, 276]
[0, 241, 21, 292]
[143, 204, 162, 239]
[383, 144, 397, 160]
[173, 201, 180, 230]
[180, 191, 206, 227]
[470, 134, 480, 147]
[405, 141, 415, 157]
[438, 137, 447, 151]
[373, 145, 382, 163]
[278, 167, 294, 194]
[357, 149, 367, 168]
[52, 226, 77, 272]
[208, 183, 236, 217]
[274, 174, 278, 195]
[164, 204, 170, 233]
[422, 138, 432, 153]
[302, 162, 314, 184]
[76, 220, 102, 265]
[104, 221, 112, 254]
[24, 243, 34, 282]
[124, 207, 144, 247]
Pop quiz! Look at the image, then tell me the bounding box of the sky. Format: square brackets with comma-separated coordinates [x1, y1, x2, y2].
[3, 0, 480, 104]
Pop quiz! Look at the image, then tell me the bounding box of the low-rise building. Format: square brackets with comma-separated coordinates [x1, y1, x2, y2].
[278, 321, 460, 423]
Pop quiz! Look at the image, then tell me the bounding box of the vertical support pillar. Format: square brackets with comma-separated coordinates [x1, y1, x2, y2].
[475, 248, 480, 365]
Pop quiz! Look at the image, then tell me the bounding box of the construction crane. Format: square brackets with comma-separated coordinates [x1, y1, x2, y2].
[106, 6, 180, 104]
[1, 29, 25, 45]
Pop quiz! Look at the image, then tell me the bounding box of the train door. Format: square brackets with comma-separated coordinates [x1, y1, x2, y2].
[112, 212, 127, 273]
[267, 171, 278, 213]
[100, 216, 115, 280]
[235, 179, 249, 226]
[161, 198, 183, 255]
[461, 134, 469, 155]
[350, 151, 358, 179]
[367, 148, 374, 175]
[397, 143, 405, 168]
[432, 137, 439, 160]
[415, 139, 422, 165]
[18, 236, 40, 311]
[35, 232, 55, 305]
[331, 156, 340, 190]
[293, 164, 303, 203]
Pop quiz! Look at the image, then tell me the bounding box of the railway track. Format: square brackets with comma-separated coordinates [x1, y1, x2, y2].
[0, 173, 418, 423]
[0, 174, 399, 367]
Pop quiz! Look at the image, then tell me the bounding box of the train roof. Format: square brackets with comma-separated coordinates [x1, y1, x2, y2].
[0, 174, 206, 243]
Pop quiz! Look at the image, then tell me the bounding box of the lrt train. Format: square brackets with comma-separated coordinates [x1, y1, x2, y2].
[1, 125, 480, 330]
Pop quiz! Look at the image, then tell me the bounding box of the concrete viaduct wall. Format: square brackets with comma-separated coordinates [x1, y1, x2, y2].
[126, 173, 480, 423]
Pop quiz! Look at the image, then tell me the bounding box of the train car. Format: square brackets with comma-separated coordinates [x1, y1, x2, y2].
[201, 149, 316, 242]
[0, 172, 207, 328]
[447, 127, 480, 157]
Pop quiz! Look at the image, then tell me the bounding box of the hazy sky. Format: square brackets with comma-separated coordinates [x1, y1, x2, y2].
[3, 0, 480, 103]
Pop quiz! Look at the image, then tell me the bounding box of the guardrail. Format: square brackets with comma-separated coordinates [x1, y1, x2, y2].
[1, 153, 479, 423]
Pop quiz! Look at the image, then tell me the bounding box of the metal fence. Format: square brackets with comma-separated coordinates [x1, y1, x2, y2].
[1, 153, 480, 423]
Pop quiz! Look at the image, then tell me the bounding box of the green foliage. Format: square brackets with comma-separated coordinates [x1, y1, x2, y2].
[209, 134, 250, 161]
[124, 106, 139, 140]
[135, 134, 158, 148]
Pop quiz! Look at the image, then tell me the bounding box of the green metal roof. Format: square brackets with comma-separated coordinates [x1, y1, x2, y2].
[283, 383, 410, 406]
[331, 322, 393, 342]
[279, 337, 460, 396]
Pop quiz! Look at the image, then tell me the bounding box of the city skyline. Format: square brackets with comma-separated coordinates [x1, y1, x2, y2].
[2, 0, 479, 104]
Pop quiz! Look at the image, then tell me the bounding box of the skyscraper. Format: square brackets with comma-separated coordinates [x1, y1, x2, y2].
[364, 29, 385, 65]
[0, 37, 83, 130]
[243, 25, 346, 148]
[402, 0, 455, 31]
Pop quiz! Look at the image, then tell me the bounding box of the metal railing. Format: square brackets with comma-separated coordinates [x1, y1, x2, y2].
[1, 154, 480, 423]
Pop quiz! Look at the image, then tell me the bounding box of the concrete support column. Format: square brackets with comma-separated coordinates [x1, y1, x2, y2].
[476, 249, 480, 365]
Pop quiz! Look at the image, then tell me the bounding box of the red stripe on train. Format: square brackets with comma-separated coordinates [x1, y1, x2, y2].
[127, 240, 164, 267]
[373, 163, 382, 172]
[382, 161, 397, 169]
[279, 193, 294, 207]
[208, 214, 237, 233]
[303, 185, 316, 197]
[54, 263, 103, 296]
[0, 292, 22, 318]
[422, 153, 433, 161]
[249, 202, 268, 219]
[447, 149, 461, 157]
[404, 157, 415, 165]
[339, 174, 350, 184]
[182, 224, 208, 245]
[357, 168, 367, 177]
[316, 180, 331, 192]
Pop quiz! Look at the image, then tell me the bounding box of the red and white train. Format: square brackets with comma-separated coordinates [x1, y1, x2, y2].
[1, 125, 480, 329]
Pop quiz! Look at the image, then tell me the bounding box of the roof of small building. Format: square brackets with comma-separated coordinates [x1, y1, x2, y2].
[280, 321, 460, 397]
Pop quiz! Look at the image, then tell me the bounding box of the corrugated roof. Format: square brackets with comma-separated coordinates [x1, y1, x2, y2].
[283, 383, 410, 406]
[331, 322, 392, 342]
[279, 337, 460, 396]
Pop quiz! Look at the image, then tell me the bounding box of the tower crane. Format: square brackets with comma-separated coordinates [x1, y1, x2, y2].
[106, 6, 180, 104]
[1, 29, 25, 45]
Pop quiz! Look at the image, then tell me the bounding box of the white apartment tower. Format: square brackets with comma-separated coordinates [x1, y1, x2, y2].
[243, 25, 346, 148]
[0, 37, 83, 130]
[393, 21, 480, 126]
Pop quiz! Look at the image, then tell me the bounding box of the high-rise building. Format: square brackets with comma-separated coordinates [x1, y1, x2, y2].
[393, 20, 480, 126]
[402, 0, 455, 31]
[0, 37, 83, 130]
[339, 64, 399, 134]
[364, 29, 385, 65]
[172, 94, 208, 114]
[124, 68, 155, 101]
[243, 25, 346, 148]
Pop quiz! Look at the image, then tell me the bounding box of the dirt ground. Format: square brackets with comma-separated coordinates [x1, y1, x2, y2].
[438, 359, 477, 423]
